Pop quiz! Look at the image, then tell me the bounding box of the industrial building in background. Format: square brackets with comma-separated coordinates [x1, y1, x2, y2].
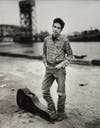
[19, 0, 37, 42]
[0, 0, 37, 43]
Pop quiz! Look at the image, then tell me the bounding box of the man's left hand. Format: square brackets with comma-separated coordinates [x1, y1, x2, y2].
[55, 60, 69, 69]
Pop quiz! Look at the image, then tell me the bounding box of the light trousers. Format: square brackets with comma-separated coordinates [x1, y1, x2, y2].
[42, 67, 66, 97]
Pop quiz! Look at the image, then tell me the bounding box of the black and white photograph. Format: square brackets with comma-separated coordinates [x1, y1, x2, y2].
[0, 0, 100, 127]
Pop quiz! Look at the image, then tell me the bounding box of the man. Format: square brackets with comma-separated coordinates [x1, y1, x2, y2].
[42, 18, 73, 121]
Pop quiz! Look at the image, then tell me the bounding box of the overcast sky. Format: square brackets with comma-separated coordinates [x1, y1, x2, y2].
[0, 0, 100, 34]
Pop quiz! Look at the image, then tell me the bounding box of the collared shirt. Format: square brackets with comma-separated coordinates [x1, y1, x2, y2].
[43, 35, 73, 64]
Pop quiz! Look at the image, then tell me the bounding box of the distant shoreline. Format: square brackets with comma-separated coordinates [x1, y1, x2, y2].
[68, 29, 100, 42]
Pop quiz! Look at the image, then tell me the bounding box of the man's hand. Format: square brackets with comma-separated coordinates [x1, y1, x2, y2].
[44, 63, 54, 69]
[55, 60, 70, 69]
[44, 63, 48, 68]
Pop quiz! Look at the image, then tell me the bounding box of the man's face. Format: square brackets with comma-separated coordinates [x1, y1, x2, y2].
[52, 23, 62, 37]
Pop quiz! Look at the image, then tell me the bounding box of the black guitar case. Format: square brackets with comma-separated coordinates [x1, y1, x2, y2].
[16, 88, 53, 122]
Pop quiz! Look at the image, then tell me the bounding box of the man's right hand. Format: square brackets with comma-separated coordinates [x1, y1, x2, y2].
[44, 63, 55, 69]
[44, 63, 48, 68]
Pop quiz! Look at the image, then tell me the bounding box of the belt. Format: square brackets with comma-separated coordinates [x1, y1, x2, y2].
[47, 61, 63, 66]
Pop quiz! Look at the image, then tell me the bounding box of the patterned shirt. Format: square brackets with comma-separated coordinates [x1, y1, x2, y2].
[43, 35, 73, 64]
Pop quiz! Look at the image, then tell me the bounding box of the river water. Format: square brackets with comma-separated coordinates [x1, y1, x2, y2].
[0, 41, 100, 60]
[33, 42, 100, 60]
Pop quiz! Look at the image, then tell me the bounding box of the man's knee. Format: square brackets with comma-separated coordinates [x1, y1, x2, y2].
[58, 92, 66, 99]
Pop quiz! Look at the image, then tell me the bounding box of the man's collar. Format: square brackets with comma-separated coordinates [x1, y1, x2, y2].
[51, 34, 61, 41]
[57, 35, 61, 40]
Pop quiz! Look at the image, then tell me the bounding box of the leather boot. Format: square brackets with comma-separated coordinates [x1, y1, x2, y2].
[57, 95, 67, 121]
[43, 95, 57, 121]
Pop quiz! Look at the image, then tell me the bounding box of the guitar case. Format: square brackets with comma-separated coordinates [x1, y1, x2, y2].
[16, 88, 53, 122]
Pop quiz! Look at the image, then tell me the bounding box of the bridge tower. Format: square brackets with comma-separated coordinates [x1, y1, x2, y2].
[19, 0, 37, 42]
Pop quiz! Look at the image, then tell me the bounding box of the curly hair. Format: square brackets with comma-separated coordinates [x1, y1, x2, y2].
[53, 18, 65, 30]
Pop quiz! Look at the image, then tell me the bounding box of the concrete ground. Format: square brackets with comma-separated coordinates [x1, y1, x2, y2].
[0, 56, 100, 128]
